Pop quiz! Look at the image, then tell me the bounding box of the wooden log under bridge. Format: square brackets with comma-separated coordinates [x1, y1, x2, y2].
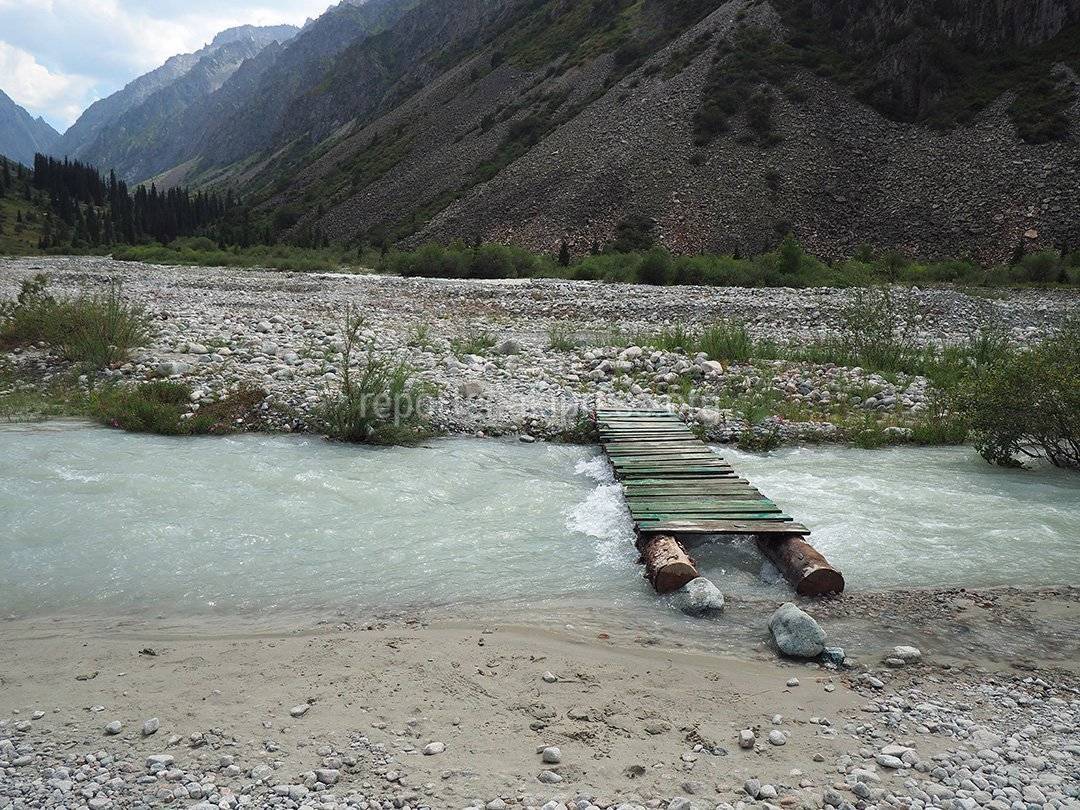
[595, 408, 844, 597]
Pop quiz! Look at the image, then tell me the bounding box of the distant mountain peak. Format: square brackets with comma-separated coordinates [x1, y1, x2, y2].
[210, 24, 300, 49]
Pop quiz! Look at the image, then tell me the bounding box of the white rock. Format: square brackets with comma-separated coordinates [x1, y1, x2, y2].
[768, 729, 788, 746]
[104, 720, 123, 735]
[289, 704, 310, 718]
[142, 718, 160, 736]
[541, 746, 562, 764]
[422, 741, 446, 755]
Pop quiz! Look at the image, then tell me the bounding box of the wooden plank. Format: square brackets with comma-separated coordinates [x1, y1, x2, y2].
[626, 486, 760, 492]
[602, 436, 702, 444]
[627, 498, 775, 509]
[613, 457, 721, 462]
[619, 472, 740, 480]
[616, 465, 734, 473]
[635, 513, 788, 523]
[637, 520, 810, 535]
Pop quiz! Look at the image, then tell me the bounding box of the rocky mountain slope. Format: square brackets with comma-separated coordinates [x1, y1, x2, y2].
[53, 24, 299, 179]
[48, 0, 1080, 261]
[251, 0, 1079, 262]
[0, 91, 60, 166]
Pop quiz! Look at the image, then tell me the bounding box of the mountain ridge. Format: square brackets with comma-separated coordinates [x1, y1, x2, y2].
[0, 90, 61, 166]
[53, 23, 300, 168]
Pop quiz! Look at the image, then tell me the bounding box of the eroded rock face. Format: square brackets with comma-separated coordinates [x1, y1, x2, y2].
[769, 602, 827, 658]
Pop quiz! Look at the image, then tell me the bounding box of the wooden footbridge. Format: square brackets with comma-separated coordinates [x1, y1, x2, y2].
[595, 408, 844, 596]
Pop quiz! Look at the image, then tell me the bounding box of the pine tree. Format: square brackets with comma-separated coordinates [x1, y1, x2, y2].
[558, 240, 571, 267]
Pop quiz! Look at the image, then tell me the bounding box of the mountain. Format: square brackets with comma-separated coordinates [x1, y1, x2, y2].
[54, 24, 299, 172]
[246, 0, 1080, 262]
[145, 0, 422, 184]
[50, 0, 1080, 261]
[0, 91, 60, 166]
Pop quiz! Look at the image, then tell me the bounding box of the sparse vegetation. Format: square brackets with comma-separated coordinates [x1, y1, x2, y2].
[0, 274, 153, 366]
[90, 381, 267, 436]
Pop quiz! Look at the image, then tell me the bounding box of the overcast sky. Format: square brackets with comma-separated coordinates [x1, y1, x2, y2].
[0, 0, 332, 131]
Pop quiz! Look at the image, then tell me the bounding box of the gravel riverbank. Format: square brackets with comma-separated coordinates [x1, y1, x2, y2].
[1, 256, 1076, 441]
[1, 587, 1077, 810]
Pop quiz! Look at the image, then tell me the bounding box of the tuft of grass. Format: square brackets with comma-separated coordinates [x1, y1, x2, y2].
[0, 364, 87, 422]
[547, 323, 579, 352]
[408, 322, 434, 350]
[699, 321, 756, 364]
[450, 333, 496, 357]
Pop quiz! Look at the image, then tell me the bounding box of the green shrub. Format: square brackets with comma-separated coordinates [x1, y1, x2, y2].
[314, 307, 434, 445]
[609, 214, 656, 252]
[636, 247, 672, 285]
[957, 321, 1079, 470]
[1014, 250, 1065, 283]
[0, 274, 152, 367]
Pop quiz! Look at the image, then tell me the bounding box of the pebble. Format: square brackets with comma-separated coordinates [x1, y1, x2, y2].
[768, 729, 788, 746]
[289, 704, 310, 717]
[541, 746, 562, 764]
[739, 729, 756, 749]
[422, 741, 446, 755]
[142, 717, 160, 736]
[104, 720, 123, 735]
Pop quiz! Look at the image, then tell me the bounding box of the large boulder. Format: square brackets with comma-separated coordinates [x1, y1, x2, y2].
[769, 602, 827, 658]
[670, 577, 725, 616]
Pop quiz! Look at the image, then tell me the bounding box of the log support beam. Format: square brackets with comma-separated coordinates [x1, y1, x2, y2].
[756, 534, 845, 596]
[637, 533, 699, 594]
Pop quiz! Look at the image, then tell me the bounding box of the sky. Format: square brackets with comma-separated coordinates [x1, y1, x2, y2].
[0, 0, 333, 131]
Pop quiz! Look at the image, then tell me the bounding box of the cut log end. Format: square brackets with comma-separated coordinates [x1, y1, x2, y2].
[756, 534, 845, 596]
[795, 567, 846, 597]
[638, 533, 699, 594]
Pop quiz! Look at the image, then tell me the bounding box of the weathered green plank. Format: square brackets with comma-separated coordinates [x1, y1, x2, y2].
[634, 514, 788, 523]
[626, 498, 774, 509]
[637, 520, 809, 535]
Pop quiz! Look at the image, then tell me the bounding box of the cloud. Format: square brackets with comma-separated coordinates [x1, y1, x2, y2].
[0, 41, 96, 129]
[0, 0, 331, 131]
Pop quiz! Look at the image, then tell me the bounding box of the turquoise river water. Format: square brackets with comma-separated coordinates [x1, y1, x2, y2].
[1, 422, 1078, 620]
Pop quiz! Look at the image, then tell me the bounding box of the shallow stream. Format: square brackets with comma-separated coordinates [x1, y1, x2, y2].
[3, 423, 1077, 625]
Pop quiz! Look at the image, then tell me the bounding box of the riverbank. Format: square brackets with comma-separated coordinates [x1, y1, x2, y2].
[2, 256, 1077, 445]
[1, 587, 1077, 810]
